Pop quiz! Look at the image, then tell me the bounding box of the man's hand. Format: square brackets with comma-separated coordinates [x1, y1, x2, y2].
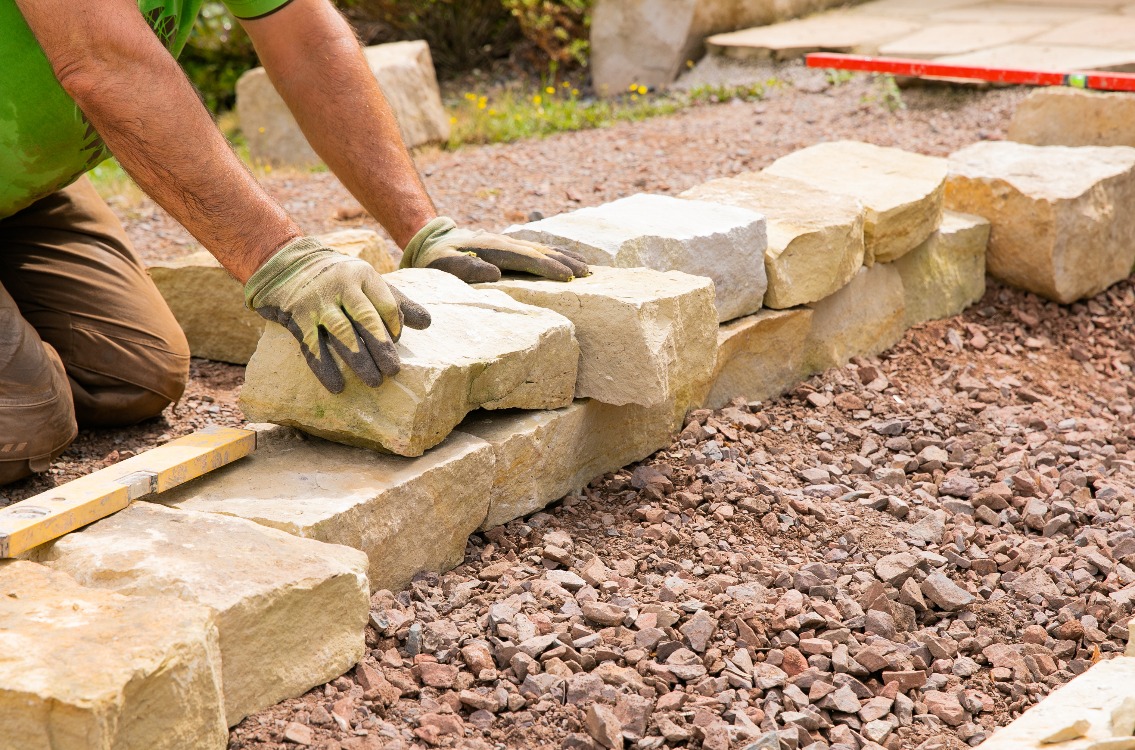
[400, 217, 590, 283]
[245, 238, 431, 393]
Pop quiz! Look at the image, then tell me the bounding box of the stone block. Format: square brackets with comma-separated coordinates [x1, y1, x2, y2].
[805, 264, 905, 372]
[680, 171, 865, 308]
[763, 141, 947, 265]
[159, 430, 495, 592]
[35, 503, 370, 727]
[458, 399, 681, 530]
[480, 266, 717, 408]
[240, 268, 578, 456]
[706, 13, 920, 61]
[148, 229, 396, 365]
[1008, 88, 1135, 148]
[506, 194, 767, 323]
[707, 308, 813, 409]
[894, 211, 988, 327]
[0, 560, 227, 750]
[946, 141, 1135, 303]
[237, 40, 449, 167]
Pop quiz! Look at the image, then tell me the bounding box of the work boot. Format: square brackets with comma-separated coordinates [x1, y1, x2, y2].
[0, 315, 77, 486]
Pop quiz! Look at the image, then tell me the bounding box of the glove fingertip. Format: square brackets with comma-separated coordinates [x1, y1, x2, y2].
[427, 256, 502, 284]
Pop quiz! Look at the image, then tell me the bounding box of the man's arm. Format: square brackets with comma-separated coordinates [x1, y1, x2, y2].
[14, 0, 300, 282]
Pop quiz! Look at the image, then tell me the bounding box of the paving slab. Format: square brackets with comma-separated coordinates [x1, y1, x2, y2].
[1032, 14, 1135, 48]
[506, 193, 767, 323]
[707, 308, 814, 410]
[845, 0, 992, 16]
[681, 171, 865, 309]
[933, 44, 1135, 73]
[241, 268, 578, 456]
[148, 229, 396, 365]
[947, 141, 1135, 303]
[763, 141, 946, 265]
[805, 264, 906, 372]
[878, 23, 1050, 58]
[1009, 89, 1135, 148]
[0, 560, 227, 750]
[706, 14, 920, 61]
[894, 211, 989, 328]
[479, 266, 717, 408]
[930, 3, 1107, 24]
[159, 429, 495, 592]
[35, 502, 370, 727]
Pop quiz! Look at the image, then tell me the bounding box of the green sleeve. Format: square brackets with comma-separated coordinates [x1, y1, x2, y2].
[222, 0, 293, 21]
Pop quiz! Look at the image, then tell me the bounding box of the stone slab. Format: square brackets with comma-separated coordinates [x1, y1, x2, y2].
[707, 308, 814, 410]
[237, 40, 449, 167]
[1032, 15, 1135, 48]
[681, 171, 865, 308]
[480, 266, 717, 408]
[240, 268, 578, 456]
[159, 429, 495, 592]
[35, 503, 370, 727]
[458, 399, 682, 530]
[933, 44, 1135, 74]
[878, 23, 1050, 58]
[930, 3, 1107, 23]
[148, 229, 396, 365]
[946, 141, 1135, 303]
[706, 14, 920, 61]
[506, 193, 767, 323]
[1008, 88, 1135, 149]
[845, 0, 1001, 17]
[763, 141, 947, 265]
[0, 560, 227, 750]
[894, 210, 989, 328]
[805, 263, 906, 372]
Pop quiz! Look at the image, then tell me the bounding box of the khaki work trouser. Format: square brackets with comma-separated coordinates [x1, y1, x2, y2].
[0, 177, 190, 485]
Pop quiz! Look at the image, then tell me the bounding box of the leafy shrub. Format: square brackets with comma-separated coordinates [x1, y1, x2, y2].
[181, 3, 259, 113]
[502, 0, 591, 69]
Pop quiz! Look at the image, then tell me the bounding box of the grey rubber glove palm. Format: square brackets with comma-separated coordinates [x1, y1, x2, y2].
[400, 216, 590, 283]
[245, 237, 431, 394]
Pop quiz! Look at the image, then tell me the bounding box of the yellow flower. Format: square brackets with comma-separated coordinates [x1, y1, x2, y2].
[449, 116, 457, 124]
[488, 109, 497, 115]
[258, 126, 265, 134]
[628, 83, 638, 92]
[545, 86, 555, 95]
[686, 59, 695, 68]
[562, 81, 570, 88]
[571, 88, 580, 96]
[630, 94, 639, 101]
[637, 85, 648, 95]
[464, 92, 476, 101]
[533, 95, 542, 105]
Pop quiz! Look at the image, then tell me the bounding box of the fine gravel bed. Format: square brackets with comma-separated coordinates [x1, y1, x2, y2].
[227, 275, 1135, 750]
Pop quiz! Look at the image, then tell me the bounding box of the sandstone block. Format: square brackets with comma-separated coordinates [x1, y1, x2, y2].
[894, 210, 988, 327]
[458, 399, 681, 530]
[946, 141, 1135, 303]
[1009, 88, 1135, 149]
[237, 40, 448, 167]
[763, 141, 947, 265]
[707, 308, 813, 409]
[159, 430, 495, 592]
[36, 503, 370, 727]
[0, 560, 227, 750]
[240, 268, 578, 456]
[805, 263, 905, 372]
[480, 266, 716, 408]
[506, 194, 766, 323]
[681, 171, 865, 308]
[148, 229, 396, 365]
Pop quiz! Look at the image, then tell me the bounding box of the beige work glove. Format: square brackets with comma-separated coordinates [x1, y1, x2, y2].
[400, 216, 590, 283]
[245, 237, 431, 394]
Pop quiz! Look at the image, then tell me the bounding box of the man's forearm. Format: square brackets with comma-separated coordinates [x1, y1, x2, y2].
[15, 0, 301, 283]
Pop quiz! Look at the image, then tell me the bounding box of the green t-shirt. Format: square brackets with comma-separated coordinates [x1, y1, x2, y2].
[0, 0, 288, 220]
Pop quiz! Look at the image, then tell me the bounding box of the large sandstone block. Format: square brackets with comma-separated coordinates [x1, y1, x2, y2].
[35, 503, 370, 727]
[159, 430, 494, 592]
[237, 40, 449, 167]
[763, 141, 947, 265]
[894, 211, 988, 327]
[681, 172, 865, 308]
[1009, 88, 1135, 149]
[707, 308, 813, 409]
[805, 263, 905, 372]
[148, 229, 396, 365]
[458, 399, 682, 530]
[240, 268, 578, 456]
[946, 141, 1135, 304]
[0, 560, 227, 750]
[480, 266, 716, 408]
[506, 194, 767, 323]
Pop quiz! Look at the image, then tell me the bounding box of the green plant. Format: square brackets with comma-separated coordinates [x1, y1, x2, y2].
[180, 3, 259, 113]
[824, 68, 855, 86]
[685, 81, 766, 105]
[502, 0, 592, 69]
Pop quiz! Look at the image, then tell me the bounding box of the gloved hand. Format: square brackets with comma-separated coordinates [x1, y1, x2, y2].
[400, 216, 590, 283]
[245, 237, 431, 394]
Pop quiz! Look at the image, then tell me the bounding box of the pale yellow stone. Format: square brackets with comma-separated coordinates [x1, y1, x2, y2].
[933, 44, 1135, 75]
[681, 172, 865, 308]
[707, 308, 813, 410]
[805, 264, 906, 371]
[35, 503, 370, 727]
[707, 13, 920, 61]
[1009, 88, 1135, 149]
[0, 560, 227, 750]
[878, 22, 1050, 58]
[160, 430, 495, 592]
[894, 211, 989, 327]
[480, 267, 717, 408]
[947, 141, 1135, 303]
[240, 268, 579, 457]
[763, 141, 946, 265]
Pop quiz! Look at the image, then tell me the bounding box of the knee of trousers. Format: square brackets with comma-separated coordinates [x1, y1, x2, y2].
[70, 332, 191, 428]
